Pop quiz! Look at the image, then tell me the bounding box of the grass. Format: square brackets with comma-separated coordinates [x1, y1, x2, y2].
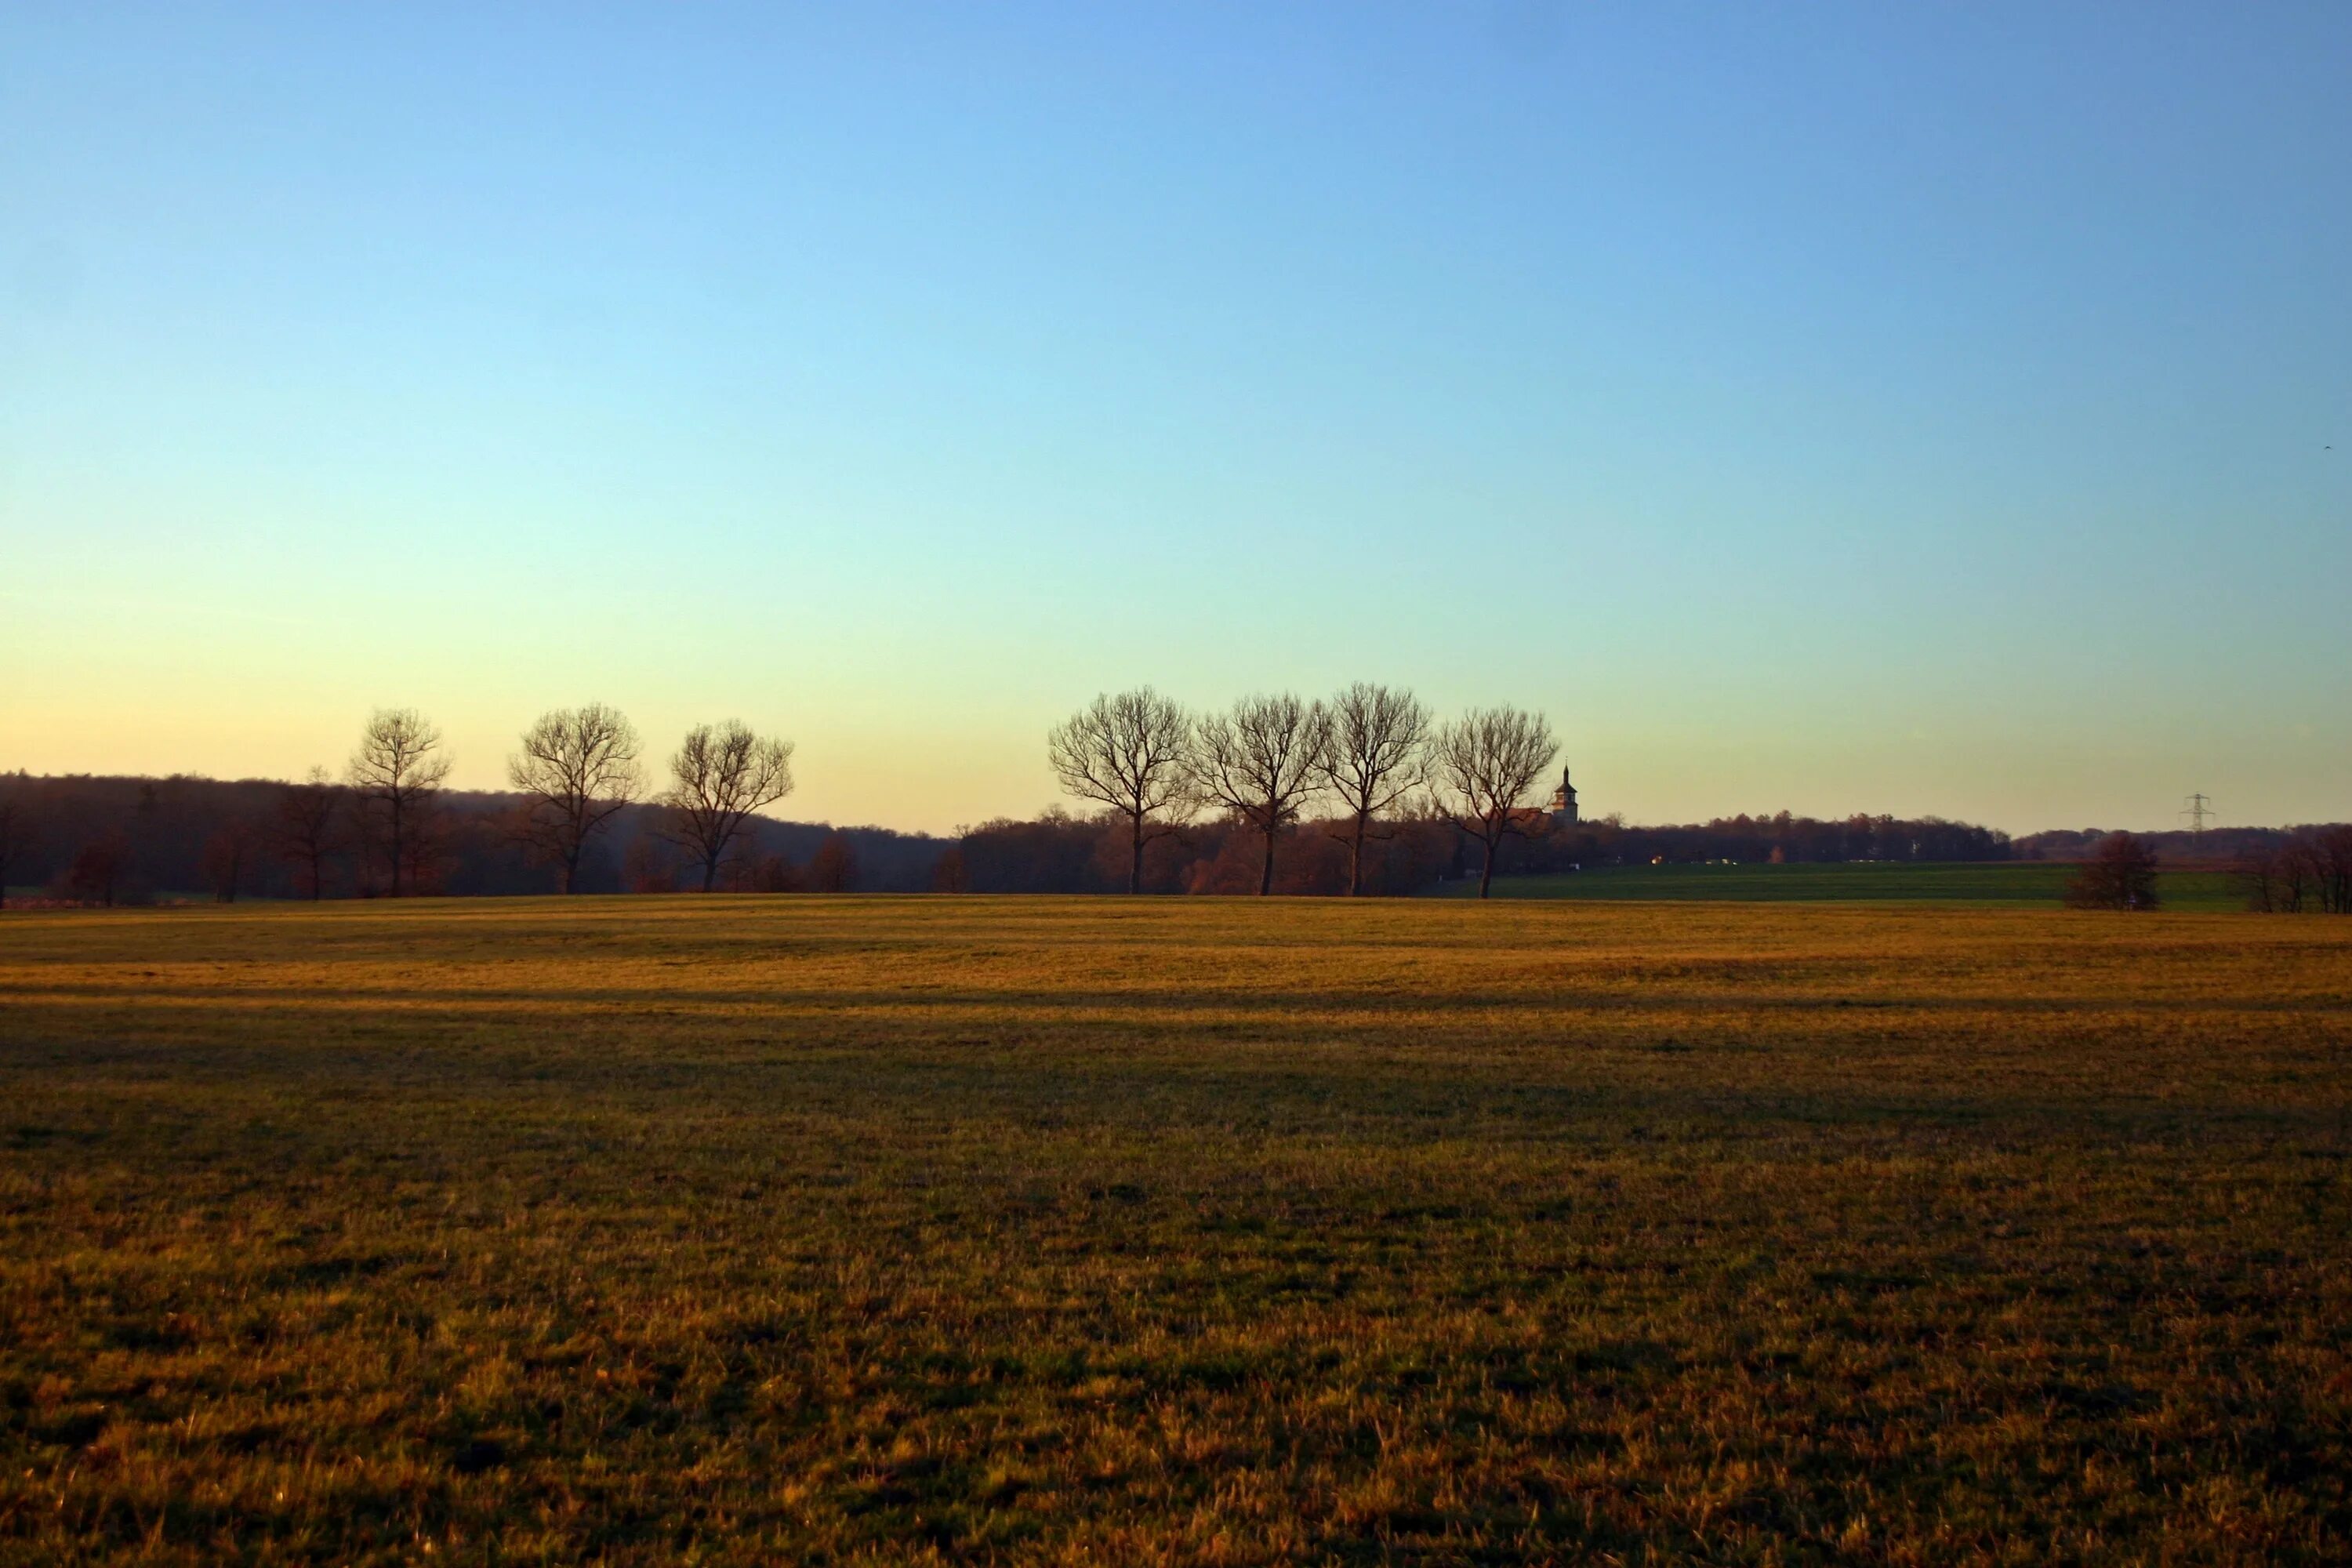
[2, 895, 2347, 1564]
[1447, 860, 2244, 910]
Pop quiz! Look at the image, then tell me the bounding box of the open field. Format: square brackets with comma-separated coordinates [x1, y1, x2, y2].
[1443, 862, 2243, 910]
[2, 897, 2348, 1564]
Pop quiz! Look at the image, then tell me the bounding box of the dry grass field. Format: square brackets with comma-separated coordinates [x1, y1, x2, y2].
[2, 896, 2349, 1564]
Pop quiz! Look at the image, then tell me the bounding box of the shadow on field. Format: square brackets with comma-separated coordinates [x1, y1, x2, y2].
[6, 1001, 2342, 1150]
[12, 978, 2352, 1016]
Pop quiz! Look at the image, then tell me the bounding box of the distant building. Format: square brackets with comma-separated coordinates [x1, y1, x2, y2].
[1546, 767, 1578, 829]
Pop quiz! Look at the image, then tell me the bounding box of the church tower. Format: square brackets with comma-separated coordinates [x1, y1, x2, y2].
[1548, 767, 1578, 826]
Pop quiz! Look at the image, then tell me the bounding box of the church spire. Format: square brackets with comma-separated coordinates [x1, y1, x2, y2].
[1548, 766, 1578, 826]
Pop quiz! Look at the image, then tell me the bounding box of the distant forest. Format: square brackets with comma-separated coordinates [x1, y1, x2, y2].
[0, 774, 942, 904]
[9, 767, 2325, 906]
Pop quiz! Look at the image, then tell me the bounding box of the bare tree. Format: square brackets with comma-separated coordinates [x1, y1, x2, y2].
[747, 851, 803, 893]
[64, 837, 128, 907]
[1194, 694, 1330, 895]
[1047, 688, 1196, 894]
[201, 818, 256, 903]
[660, 720, 795, 891]
[2237, 845, 2283, 913]
[345, 709, 453, 898]
[2244, 834, 2327, 913]
[1430, 706, 1559, 898]
[808, 830, 860, 893]
[2316, 826, 2352, 916]
[0, 801, 24, 910]
[274, 768, 343, 900]
[624, 833, 682, 894]
[1317, 682, 1431, 897]
[2063, 833, 2161, 910]
[508, 703, 644, 894]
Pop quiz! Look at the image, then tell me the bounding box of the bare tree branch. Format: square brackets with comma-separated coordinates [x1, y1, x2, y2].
[508, 703, 645, 894]
[1316, 682, 1431, 897]
[659, 720, 795, 892]
[272, 768, 342, 900]
[1047, 688, 1196, 894]
[1194, 694, 1330, 896]
[345, 709, 453, 898]
[1429, 706, 1559, 898]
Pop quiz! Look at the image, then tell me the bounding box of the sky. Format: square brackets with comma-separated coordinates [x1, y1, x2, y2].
[2, 2, 2347, 835]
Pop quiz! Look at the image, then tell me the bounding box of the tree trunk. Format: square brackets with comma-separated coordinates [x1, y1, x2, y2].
[1129, 818, 1144, 895]
[701, 852, 718, 893]
[1348, 815, 1367, 897]
[1258, 827, 1276, 896]
[1478, 833, 1496, 898]
[389, 797, 405, 898]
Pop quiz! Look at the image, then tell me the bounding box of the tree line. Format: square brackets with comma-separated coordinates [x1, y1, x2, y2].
[2237, 827, 2352, 914]
[1040, 686, 2033, 898]
[1050, 684, 1562, 898]
[2048, 826, 2352, 914]
[310, 706, 798, 898]
[945, 805, 2018, 897]
[0, 706, 892, 904]
[4, 693, 2336, 908]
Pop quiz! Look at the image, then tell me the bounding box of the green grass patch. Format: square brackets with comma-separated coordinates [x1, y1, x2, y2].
[1447, 858, 2243, 909]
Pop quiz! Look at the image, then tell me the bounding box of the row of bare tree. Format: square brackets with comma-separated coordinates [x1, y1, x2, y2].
[280, 706, 797, 897]
[1049, 684, 1559, 898]
[2238, 826, 2352, 914]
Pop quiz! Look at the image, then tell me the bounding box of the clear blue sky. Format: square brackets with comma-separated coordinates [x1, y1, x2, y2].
[4, 2, 2347, 833]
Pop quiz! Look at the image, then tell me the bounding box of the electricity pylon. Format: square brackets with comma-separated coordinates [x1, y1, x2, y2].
[2180, 793, 2213, 840]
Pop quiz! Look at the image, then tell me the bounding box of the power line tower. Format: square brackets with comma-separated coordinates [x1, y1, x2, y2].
[2180, 792, 2213, 842]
